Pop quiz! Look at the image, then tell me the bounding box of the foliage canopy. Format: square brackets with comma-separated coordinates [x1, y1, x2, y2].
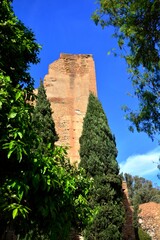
[123, 173, 160, 204]
[0, 0, 41, 87]
[0, 66, 93, 240]
[79, 93, 124, 239]
[0, 1, 93, 239]
[92, 0, 160, 140]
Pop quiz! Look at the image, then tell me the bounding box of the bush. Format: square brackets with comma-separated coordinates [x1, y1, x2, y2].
[138, 227, 151, 240]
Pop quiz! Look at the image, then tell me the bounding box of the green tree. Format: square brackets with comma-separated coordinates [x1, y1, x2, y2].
[123, 173, 160, 204]
[123, 174, 156, 239]
[32, 80, 58, 154]
[0, 1, 93, 238]
[0, 73, 93, 240]
[132, 194, 141, 239]
[0, 0, 40, 87]
[79, 93, 124, 239]
[92, 0, 160, 140]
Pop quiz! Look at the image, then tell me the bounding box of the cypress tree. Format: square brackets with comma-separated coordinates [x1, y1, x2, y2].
[79, 93, 124, 239]
[32, 80, 58, 153]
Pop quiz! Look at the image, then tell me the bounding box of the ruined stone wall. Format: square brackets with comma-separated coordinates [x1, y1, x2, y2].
[122, 181, 136, 240]
[139, 202, 160, 240]
[44, 53, 97, 164]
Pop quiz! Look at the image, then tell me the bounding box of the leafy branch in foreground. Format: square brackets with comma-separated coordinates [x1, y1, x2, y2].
[0, 74, 93, 239]
[0, 0, 41, 87]
[92, 0, 160, 141]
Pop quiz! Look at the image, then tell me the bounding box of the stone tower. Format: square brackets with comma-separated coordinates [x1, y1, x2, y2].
[44, 53, 97, 164]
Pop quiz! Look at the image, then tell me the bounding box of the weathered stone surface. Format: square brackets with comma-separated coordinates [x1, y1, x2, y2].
[139, 202, 160, 240]
[122, 181, 136, 240]
[44, 53, 97, 164]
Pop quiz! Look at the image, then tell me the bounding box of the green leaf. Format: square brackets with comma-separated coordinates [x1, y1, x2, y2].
[19, 206, 30, 218]
[9, 140, 15, 149]
[8, 112, 17, 119]
[15, 91, 21, 100]
[18, 132, 23, 139]
[7, 150, 14, 159]
[18, 148, 22, 162]
[12, 208, 18, 219]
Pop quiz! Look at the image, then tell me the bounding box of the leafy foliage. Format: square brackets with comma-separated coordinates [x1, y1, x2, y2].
[92, 0, 160, 140]
[32, 79, 58, 154]
[138, 227, 151, 240]
[0, 2, 93, 238]
[79, 93, 124, 239]
[0, 0, 41, 87]
[123, 173, 160, 238]
[0, 74, 93, 239]
[123, 173, 160, 204]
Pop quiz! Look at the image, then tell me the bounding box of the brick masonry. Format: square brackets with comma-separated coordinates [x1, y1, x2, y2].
[44, 53, 97, 165]
[122, 181, 136, 240]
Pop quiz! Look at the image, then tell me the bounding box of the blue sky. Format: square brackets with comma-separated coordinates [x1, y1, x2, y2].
[13, 0, 160, 185]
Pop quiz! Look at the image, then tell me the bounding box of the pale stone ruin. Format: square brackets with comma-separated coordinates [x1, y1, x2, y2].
[44, 53, 97, 165]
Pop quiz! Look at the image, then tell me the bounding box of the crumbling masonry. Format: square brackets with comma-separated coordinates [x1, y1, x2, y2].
[44, 53, 97, 165]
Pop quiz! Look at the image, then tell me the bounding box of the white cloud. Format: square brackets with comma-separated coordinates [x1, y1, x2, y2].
[120, 147, 160, 179]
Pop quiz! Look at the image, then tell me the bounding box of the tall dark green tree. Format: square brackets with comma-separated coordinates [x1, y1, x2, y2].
[79, 93, 124, 239]
[32, 80, 58, 153]
[92, 0, 160, 141]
